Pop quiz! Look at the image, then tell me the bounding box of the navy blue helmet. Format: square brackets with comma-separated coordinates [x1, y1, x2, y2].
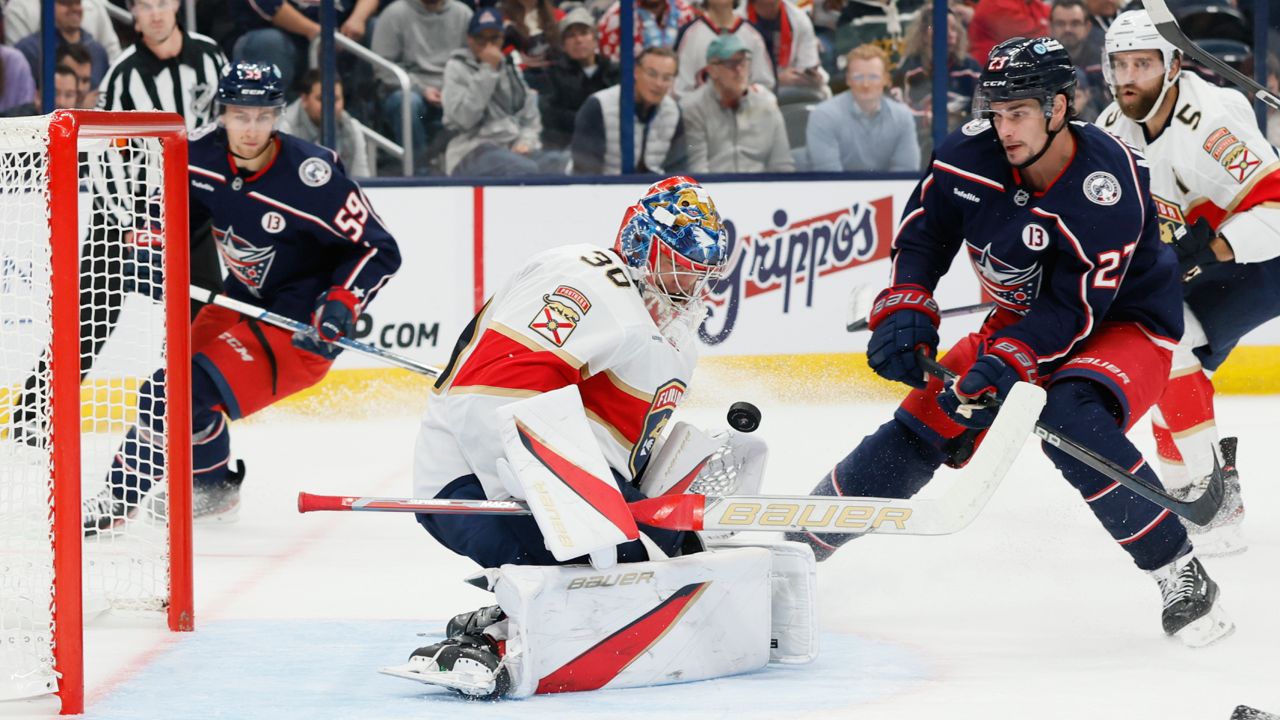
[973, 37, 1077, 119]
[216, 62, 286, 109]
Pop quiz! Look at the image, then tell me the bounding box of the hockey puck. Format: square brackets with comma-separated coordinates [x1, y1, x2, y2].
[726, 401, 762, 433]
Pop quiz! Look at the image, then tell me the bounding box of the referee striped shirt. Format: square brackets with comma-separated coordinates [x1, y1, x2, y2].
[96, 30, 226, 127]
[93, 30, 225, 227]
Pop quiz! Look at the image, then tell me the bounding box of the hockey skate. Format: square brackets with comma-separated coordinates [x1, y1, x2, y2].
[193, 460, 246, 524]
[1173, 437, 1245, 556]
[445, 605, 505, 639]
[1151, 553, 1234, 648]
[381, 633, 510, 700]
[82, 488, 134, 537]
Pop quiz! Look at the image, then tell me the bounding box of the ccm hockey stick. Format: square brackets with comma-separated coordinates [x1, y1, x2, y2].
[846, 283, 994, 332]
[1141, 0, 1280, 111]
[299, 376, 1045, 535]
[190, 285, 442, 378]
[920, 355, 1225, 525]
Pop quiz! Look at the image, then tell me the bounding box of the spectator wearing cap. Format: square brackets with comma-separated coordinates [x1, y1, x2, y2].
[539, 9, 620, 151]
[279, 69, 373, 177]
[968, 0, 1050, 65]
[15, 0, 110, 90]
[371, 0, 473, 171]
[739, 0, 829, 104]
[597, 0, 697, 64]
[443, 7, 565, 176]
[679, 34, 792, 173]
[806, 43, 918, 171]
[571, 46, 687, 175]
[673, 0, 774, 100]
[4, 0, 121, 61]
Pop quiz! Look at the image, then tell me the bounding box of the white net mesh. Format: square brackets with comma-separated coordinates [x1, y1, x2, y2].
[0, 115, 176, 702]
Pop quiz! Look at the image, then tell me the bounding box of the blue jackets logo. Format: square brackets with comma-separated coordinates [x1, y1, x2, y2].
[213, 225, 276, 298]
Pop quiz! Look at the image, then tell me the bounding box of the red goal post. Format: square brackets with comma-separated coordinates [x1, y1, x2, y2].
[0, 110, 193, 715]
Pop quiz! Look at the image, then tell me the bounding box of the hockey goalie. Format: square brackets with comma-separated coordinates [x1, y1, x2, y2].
[385, 177, 819, 699]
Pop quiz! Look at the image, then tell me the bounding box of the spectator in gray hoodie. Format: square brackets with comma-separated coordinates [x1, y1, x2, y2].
[279, 69, 373, 177]
[443, 7, 566, 176]
[372, 0, 473, 171]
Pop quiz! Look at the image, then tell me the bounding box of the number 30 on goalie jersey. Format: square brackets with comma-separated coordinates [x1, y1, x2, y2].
[414, 244, 699, 502]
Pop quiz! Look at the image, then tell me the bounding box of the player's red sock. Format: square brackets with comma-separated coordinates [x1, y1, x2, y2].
[1156, 369, 1219, 485]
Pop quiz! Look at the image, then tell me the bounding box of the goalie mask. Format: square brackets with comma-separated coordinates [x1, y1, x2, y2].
[614, 176, 730, 338]
[1103, 9, 1181, 124]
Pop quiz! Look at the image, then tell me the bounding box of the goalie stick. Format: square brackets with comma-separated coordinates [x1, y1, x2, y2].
[1140, 0, 1280, 111]
[190, 285, 442, 378]
[299, 378, 1046, 535]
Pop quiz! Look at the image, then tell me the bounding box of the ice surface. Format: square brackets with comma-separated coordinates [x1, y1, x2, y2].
[3, 388, 1278, 720]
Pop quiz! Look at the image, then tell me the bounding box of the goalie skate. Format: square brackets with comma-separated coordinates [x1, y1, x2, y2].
[1152, 553, 1234, 648]
[82, 488, 135, 537]
[1173, 437, 1245, 556]
[381, 634, 510, 700]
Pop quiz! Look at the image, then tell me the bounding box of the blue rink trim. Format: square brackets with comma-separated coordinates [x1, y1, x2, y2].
[85, 620, 929, 719]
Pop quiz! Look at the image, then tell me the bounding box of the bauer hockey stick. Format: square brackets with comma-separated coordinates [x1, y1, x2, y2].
[1140, 0, 1280, 112]
[298, 378, 1045, 535]
[921, 355, 1225, 525]
[190, 286, 442, 378]
[845, 283, 994, 332]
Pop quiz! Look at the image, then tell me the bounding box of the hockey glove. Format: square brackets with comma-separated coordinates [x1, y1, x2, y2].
[1170, 217, 1220, 281]
[937, 336, 1037, 429]
[121, 229, 164, 302]
[866, 284, 940, 389]
[292, 287, 359, 360]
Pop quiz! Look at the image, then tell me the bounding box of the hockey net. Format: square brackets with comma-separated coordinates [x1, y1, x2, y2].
[0, 111, 192, 715]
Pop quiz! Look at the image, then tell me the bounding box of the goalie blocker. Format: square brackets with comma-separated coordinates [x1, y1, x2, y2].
[381, 540, 817, 698]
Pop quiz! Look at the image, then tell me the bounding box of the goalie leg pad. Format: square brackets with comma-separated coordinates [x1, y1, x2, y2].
[708, 538, 818, 664]
[498, 386, 639, 568]
[492, 547, 773, 698]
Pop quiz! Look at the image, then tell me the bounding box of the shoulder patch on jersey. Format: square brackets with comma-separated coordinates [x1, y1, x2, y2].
[1202, 126, 1238, 159]
[1083, 171, 1121, 206]
[961, 118, 990, 136]
[1221, 144, 1262, 183]
[529, 295, 584, 346]
[550, 285, 592, 315]
[299, 157, 332, 187]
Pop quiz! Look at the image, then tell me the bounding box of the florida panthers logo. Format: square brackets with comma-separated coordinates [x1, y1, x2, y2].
[629, 379, 687, 479]
[213, 225, 276, 298]
[967, 242, 1042, 313]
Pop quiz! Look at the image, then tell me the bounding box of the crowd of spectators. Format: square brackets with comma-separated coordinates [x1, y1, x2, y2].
[0, 0, 1262, 177]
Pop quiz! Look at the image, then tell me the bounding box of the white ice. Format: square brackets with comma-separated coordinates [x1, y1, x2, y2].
[4, 378, 1278, 720]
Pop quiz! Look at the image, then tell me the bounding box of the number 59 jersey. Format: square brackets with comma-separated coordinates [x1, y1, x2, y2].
[187, 126, 400, 323]
[414, 243, 698, 502]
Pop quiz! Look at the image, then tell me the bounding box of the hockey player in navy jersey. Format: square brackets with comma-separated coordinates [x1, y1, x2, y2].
[787, 38, 1232, 647]
[82, 62, 400, 530]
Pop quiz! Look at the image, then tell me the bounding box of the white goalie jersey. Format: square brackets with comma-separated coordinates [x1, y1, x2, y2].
[1096, 71, 1280, 264]
[413, 243, 698, 501]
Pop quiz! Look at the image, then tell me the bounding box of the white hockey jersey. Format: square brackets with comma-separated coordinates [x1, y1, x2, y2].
[1096, 71, 1280, 264]
[413, 244, 698, 501]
